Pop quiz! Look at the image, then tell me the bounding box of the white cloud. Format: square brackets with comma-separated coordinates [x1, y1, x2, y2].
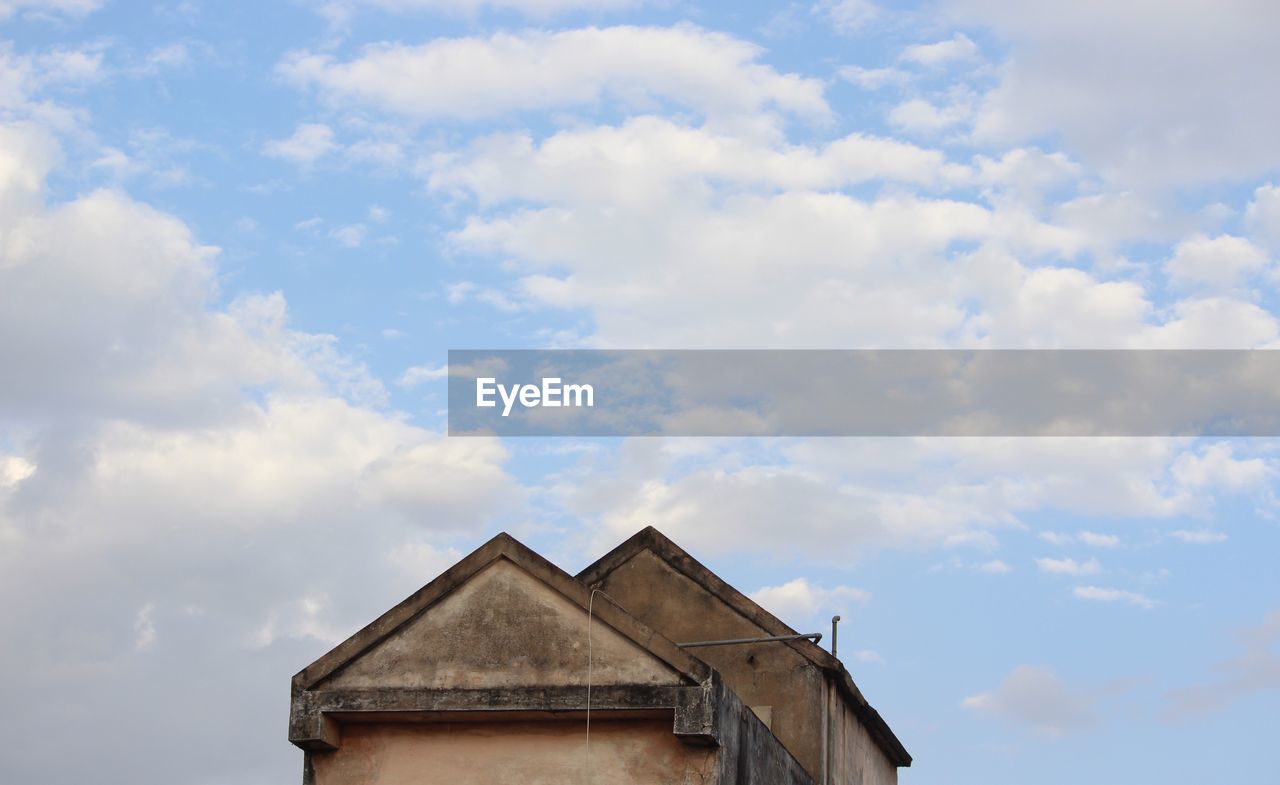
[1036, 556, 1101, 576]
[837, 65, 910, 90]
[133, 603, 157, 651]
[815, 0, 878, 34]
[1171, 443, 1270, 491]
[888, 97, 972, 134]
[262, 123, 339, 166]
[386, 540, 464, 580]
[962, 665, 1094, 735]
[328, 0, 640, 16]
[329, 222, 366, 248]
[0, 0, 101, 20]
[1170, 529, 1228, 544]
[1039, 531, 1118, 548]
[977, 559, 1012, 573]
[425, 117, 964, 208]
[1245, 183, 1280, 253]
[852, 649, 884, 664]
[1073, 586, 1155, 609]
[750, 578, 870, 624]
[0, 44, 105, 131]
[1077, 531, 1119, 548]
[900, 34, 979, 67]
[279, 26, 829, 130]
[1164, 234, 1269, 292]
[0, 120, 521, 784]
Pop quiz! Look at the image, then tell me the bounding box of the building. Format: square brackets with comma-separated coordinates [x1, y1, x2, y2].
[289, 526, 910, 784]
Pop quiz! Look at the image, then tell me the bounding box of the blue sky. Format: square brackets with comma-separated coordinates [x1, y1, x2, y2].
[1, 1, 1279, 783]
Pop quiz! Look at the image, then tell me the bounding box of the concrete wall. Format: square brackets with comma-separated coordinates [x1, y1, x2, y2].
[589, 549, 828, 778]
[309, 719, 717, 785]
[825, 680, 897, 785]
[323, 558, 680, 690]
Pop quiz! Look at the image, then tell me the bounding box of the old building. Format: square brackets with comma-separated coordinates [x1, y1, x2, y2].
[289, 527, 910, 785]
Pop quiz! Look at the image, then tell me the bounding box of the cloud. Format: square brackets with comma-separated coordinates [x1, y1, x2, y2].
[329, 222, 366, 248]
[1077, 531, 1119, 548]
[397, 364, 449, 387]
[1246, 183, 1280, 253]
[814, 0, 878, 34]
[1036, 556, 1101, 576]
[1170, 529, 1228, 544]
[425, 118, 964, 210]
[750, 578, 870, 624]
[1170, 442, 1271, 490]
[900, 33, 979, 67]
[0, 0, 101, 20]
[0, 120, 520, 783]
[1072, 586, 1155, 609]
[325, 0, 641, 17]
[951, 0, 1280, 186]
[1040, 531, 1119, 548]
[888, 97, 973, 134]
[1163, 234, 1269, 293]
[132, 603, 157, 651]
[977, 559, 1012, 573]
[262, 123, 339, 165]
[561, 436, 1265, 565]
[962, 665, 1095, 735]
[279, 26, 829, 129]
[1165, 610, 1280, 720]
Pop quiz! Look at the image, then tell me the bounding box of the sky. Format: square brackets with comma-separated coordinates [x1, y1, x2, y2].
[1, 1, 1279, 783]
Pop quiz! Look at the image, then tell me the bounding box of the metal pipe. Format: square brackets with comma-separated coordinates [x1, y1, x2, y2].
[676, 632, 822, 648]
[830, 615, 841, 658]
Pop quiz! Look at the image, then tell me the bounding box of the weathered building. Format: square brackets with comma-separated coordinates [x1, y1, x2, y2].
[290, 527, 909, 785]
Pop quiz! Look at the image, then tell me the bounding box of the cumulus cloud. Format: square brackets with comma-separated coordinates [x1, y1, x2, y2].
[900, 33, 979, 67]
[326, 0, 641, 16]
[1036, 556, 1101, 576]
[962, 665, 1095, 735]
[562, 436, 1261, 564]
[1073, 586, 1155, 609]
[425, 117, 964, 207]
[1170, 529, 1228, 544]
[1078, 531, 1119, 548]
[1163, 234, 1269, 293]
[1245, 183, 1280, 253]
[278, 26, 829, 130]
[1170, 442, 1271, 491]
[263, 123, 339, 165]
[0, 0, 101, 20]
[0, 121, 520, 783]
[814, 0, 878, 33]
[750, 578, 870, 624]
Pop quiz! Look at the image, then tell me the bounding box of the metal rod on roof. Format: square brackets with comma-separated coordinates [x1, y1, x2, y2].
[831, 615, 841, 658]
[676, 632, 823, 648]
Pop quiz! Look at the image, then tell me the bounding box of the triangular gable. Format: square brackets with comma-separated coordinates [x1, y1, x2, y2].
[578, 526, 834, 668]
[293, 532, 710, 693]
[577, 526, 911, 768]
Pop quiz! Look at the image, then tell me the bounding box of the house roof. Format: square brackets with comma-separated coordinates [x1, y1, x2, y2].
[578, 526, 912, 768]
[293, 531, 712, 692]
